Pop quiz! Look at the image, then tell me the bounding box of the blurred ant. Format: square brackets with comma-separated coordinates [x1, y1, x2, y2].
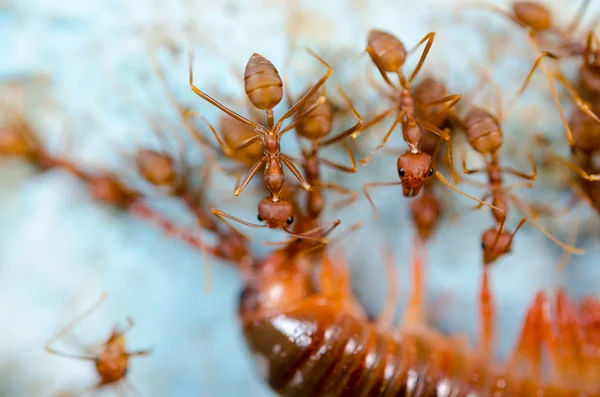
[45, 293, 150, 394]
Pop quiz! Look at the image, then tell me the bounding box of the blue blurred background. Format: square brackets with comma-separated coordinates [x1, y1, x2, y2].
[1, 0, 600, 396]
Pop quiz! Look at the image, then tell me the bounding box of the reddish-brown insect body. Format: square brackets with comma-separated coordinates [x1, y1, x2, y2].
[87, 175, 138, 209]
[397, 152, 434, 197]
[294, 87, 334, 142]
[512, 1, 552, 31]
[257, 197, 295, 229]
[244, 53, 284, 111]
[220, 115, 263, 166]
[367, 30, 407, 72]
[357, 29, 461, 203]
[463, 107, 504, 156]
[136, 149, 179, 190]
[410, 183, 442, 241]
[45, 294, 150, 391]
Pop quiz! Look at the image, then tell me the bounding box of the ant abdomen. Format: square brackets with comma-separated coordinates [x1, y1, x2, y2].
[136, 149, 178, 189]
[410, 188, 441, 241]
[221, 116, 263, 163]
[257, 197, 295, 228]
[396, 151, 433, 197]
[463, 107, 503, 156]
[414, 77, 451, 129]
[512, 1, 552, 31]
[244, 53, 283, 111]
[570, 106, 600, 154]
[295, 88, 333, 141]
[367, 30, 407, 73]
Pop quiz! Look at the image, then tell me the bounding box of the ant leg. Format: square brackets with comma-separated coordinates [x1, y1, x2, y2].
[232, 134, 261, 152]
[320, 140, 358, 173]
[472, 193, 492, 211]
[401, 240, 426, 327]
[436, 171, 506, 214]
[508, 196, 585, 255]
[420, 94, 462, 111]
[360, 111, 405, 165]
[233, 157, 266, 196]
[315, 181, 358, 210]
[466, 2, 528, 29]
[407, 32, 436, 84]
[149, 52, 217, 152]
[479, 269, 495, 358]
[365, 45, 396, 88]
[127, 349, 152, 358]
[556, 211, 580, 273]
[547, 153, 600, 181]
[267, 219, 342, 248]
[350, 106, 395, 140]
[183, 109, 235, 157]
[320, 87, 365, 146]
[45, 293, 109, 361]
[362, 181, 403, 217]
[565, 0, 591, 35]
[523, 32, 575, 147]
[280, 155, 313, 192]
[211, 208, 265, 237]
[416, 119, 450, 140]
[188, 52, 260, 129]
[278, 95, 327, 135]
[366, 66, 396, 99]
[461, 148, 484, 175]
[553, 72, 600, 125]
[275, 48, 332, 129]
[584, 30, 600, 62]
[376, 245, 399, 330]
[501, 153, 537, 180]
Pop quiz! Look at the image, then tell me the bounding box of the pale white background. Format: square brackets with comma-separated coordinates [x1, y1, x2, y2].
[1, 0, 600, 396]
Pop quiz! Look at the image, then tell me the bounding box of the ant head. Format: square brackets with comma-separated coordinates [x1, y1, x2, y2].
[410, 190, 441, 241]
[397, 151, 433, 197]
[512, 2, 552, 31]
[257, 197, 295, 229]
[481, 227, 514, 265]
[367, 30, 407, 72]
[244, 53, 283, 111]
[136, 149, 177, 188]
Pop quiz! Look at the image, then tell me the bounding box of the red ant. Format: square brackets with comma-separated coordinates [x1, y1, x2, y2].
[188, 50, 348, 245]
[45, 293, 150, 394]
[289, 85, 363, 218]
[351, 29, 462, 197]
[474, 1, 600, 153]
[438, 74, 584, 264]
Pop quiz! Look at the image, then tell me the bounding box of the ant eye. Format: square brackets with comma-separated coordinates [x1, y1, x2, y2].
[398, 167, 405, 177]
[481, 241, 486, 249]
[428, 168, 434, 176]
[257, 215, 263, 222]
[123, 368, 128, 376]
[286, 216, 294, 225]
